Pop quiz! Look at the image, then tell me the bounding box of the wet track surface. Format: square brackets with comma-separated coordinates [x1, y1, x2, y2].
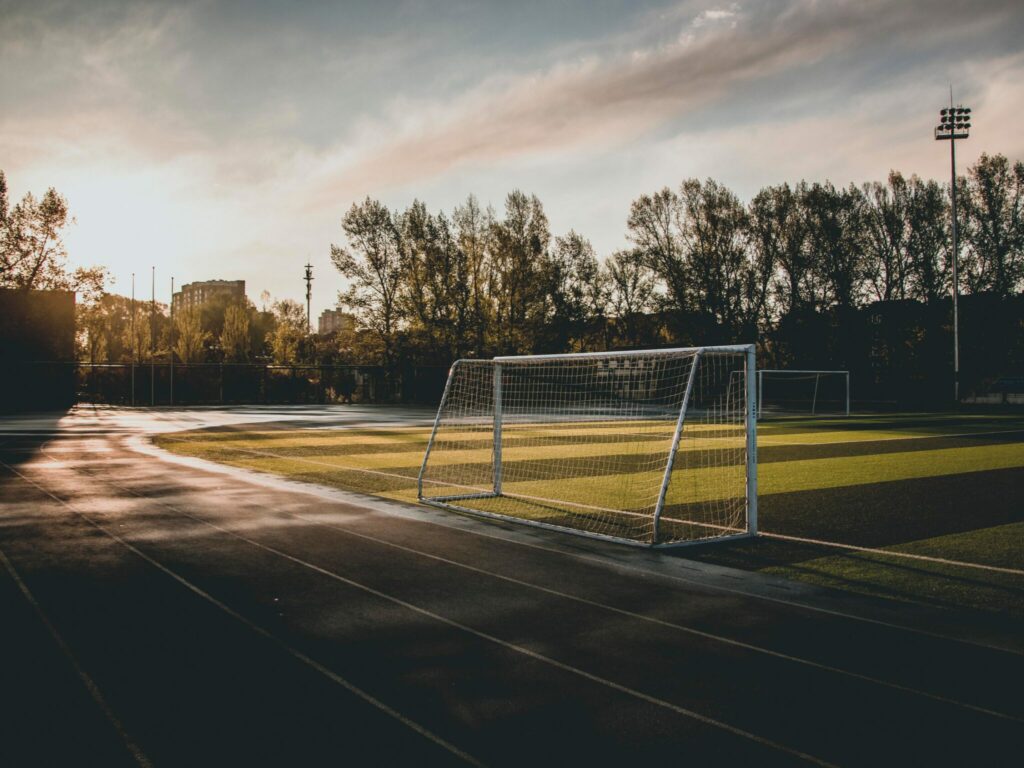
[1, 405, 1022, 766]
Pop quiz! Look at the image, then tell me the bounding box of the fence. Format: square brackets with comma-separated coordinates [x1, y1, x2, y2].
[2, 362, 449, 410]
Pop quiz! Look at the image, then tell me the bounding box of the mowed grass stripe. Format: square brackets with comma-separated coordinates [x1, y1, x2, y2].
[763, 520, 1024, 617]
[159, 429, 1024, 507]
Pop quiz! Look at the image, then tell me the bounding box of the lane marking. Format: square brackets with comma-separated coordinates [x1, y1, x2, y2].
[155, 434, 1024, 577]
[0, 546, 153, 767]
[11, 455, 833, 767]
[0, 461, 482, 768]
[134, 433, 1024, 657]
[65, 449, 1022, 725]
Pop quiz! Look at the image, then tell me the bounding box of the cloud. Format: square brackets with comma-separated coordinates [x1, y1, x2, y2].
[310, 0, 1023, 206]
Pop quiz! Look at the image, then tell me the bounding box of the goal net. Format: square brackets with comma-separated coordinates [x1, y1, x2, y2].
[757, 370, 850, 418]
[418, 346, 757, 547]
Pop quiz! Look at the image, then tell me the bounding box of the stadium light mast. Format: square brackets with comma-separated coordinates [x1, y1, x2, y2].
[304, 262, 314, 334]
[934, 94, 971, 402]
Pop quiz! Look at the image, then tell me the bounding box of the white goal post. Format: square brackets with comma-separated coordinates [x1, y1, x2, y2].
[757, 369, 850, 418]
[417, 345, 758, 547]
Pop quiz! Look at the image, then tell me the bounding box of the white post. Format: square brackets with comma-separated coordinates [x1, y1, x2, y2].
[493, 362, 503, 496]
[757, 369, 763, 420]
[652, 350, 702, 544]
[745, 346, 758, 535]
[811, 372, 820, 415]
[418, 361, 460, 499]
[845, 372, 851, 416]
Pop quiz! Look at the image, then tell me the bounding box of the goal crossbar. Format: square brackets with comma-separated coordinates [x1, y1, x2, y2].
[757, 369, 850, 418]
[418, 345, 758, 547]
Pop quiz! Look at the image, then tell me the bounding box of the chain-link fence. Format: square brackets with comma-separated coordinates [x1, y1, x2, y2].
[2, 362, 449, 410]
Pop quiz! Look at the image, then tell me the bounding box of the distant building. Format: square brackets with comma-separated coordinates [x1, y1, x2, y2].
[172, 280, 245, 313]
[318, 309, 355, 335]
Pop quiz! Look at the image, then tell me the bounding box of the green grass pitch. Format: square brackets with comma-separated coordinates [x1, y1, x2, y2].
[156, 412, 1024, 617]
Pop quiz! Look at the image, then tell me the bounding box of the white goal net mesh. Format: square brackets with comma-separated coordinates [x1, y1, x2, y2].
[418, 347, 754, 546]
[758, 370, 849, 417]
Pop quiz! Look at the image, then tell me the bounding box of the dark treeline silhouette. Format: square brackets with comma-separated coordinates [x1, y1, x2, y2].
[332, 153, 1024, 405]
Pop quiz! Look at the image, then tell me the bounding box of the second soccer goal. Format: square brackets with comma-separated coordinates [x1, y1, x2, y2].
[418, 345, 757, 547]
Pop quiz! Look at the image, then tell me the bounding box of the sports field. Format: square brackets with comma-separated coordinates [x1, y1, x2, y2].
[158, 411, 1024, 617]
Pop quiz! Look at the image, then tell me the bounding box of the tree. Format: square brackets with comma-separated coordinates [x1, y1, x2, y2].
[749, 183, 809, 318]
[331, 198, 403, 365]
[220, 302, 251, 362]
[270, 299, 306, 364]
[904, 176, 949, 303]
[627, 187, 687, 311]
[0, 172, 107, 301]
[605, 249, 657, 346]
[174, 306, 209, 363]
[863, 172, 912, 302]
[802, 182, 867, 310]
[962, 153, 1024, 296]
[490, 191, 549, 354]
[545, 230, 605, 351]
[678, 179, 753, 333]
[453, 194, 495, 356]
[399, 201, 471, 361]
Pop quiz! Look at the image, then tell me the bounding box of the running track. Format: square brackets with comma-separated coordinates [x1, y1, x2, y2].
[1, 405, 1022, 766]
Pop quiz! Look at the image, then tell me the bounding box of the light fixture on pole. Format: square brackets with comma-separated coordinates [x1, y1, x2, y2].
[934, 96, 971, 402]
[304, 262, 314, 334]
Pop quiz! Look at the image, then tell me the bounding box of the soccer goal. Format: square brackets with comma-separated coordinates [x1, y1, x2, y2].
[757, 369, 850, 418]
[417, 345, 757, 547]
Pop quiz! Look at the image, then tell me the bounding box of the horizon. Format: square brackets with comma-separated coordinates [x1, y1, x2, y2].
[3, 0, 1023, 316]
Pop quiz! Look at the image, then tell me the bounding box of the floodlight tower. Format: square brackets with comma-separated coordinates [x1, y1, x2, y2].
[303, 262, 314, 333]
[934, 97, 971, 402]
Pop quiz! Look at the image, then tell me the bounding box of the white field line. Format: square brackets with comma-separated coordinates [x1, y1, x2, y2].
[760, 532, 1024, 577]
[43, 445, 1024, 725]
[8, 456, 834, 768]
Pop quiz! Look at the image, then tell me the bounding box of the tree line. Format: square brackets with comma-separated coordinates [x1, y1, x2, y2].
[332, 153, 1024, 369]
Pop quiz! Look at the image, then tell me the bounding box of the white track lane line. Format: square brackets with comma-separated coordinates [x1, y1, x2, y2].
[0, 546, 153, 767]
[0, 460, 482, 768]
[55, 447, 1023, 726]
[135, 432, 1024, 657]
[155, 432, 1024, 590]
[11, 453, 833, 768]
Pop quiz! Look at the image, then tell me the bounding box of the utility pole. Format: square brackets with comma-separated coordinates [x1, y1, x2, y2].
[151, 266, 156, 406]
[304, 262, 314, 334]
[169, 276, 174, 406]
[130, 272, 136, 406]
[934, 91, 971, 403]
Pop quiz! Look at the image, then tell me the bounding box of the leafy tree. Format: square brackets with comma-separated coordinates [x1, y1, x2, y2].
[270, 299, 306, 364]
[748, 183, 809, 317]
[904, 176, 949, 303]
[399, 201, 471, 361]
[174, 306, 209, 363]
[802, 182, 867, 310]
[627, 187, 687, 311]
[545, 230, 605, 351]
[0, 171, 107, 301]
[863, 172, 912, 302]
[453, 195, 495, 356]
[220, 302, 251, 362]
[605, 249, 657, 346]
[490, 191, 549, 353]
[962, 153, 1024, 296]
[331, 198, 403, 365]
[678, 179, 753, 332]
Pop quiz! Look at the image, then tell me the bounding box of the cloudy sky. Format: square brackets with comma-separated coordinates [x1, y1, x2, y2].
[3, 0, 1023, 316]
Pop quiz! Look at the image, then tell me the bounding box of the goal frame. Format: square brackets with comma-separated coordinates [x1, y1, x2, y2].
[417, 344, 758, 548]
[757, 369, 850, 419]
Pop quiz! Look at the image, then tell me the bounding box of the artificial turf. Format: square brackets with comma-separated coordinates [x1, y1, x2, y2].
[155, 412, 1024, 617]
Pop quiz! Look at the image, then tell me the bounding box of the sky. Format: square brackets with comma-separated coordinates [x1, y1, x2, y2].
[2, 0, 1023, 318]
